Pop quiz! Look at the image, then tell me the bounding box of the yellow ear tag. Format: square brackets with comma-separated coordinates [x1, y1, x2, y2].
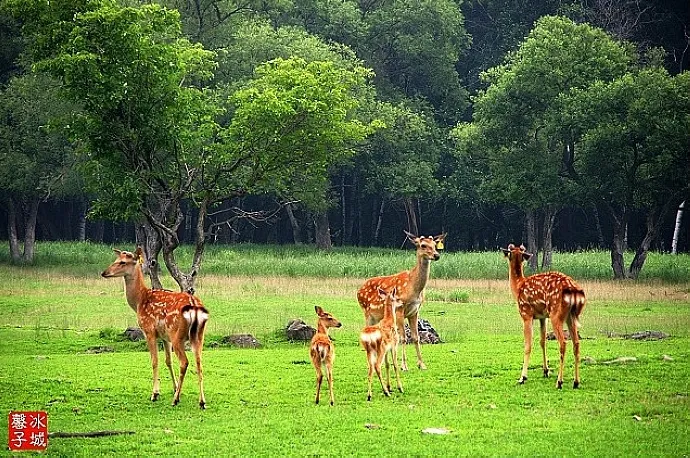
[436, 241, 444, 250]
[138, 255, 144, 264]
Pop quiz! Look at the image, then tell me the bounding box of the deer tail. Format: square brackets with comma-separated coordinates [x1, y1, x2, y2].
[182, 303, 210, 347]
[563, 288, 586, 328]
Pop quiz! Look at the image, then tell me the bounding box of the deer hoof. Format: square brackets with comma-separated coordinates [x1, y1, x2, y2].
[557, 380, 563, 389]
[151, 393, 159, 402]
[367, 395, 372, 402]
[543, 369, 550, 378]
[518, 376, 527, 385]
[330, 401, 334, 406]
[418, 362, 427, 370]
[573, 381, 579, 389]
[199, 401, 206, 409]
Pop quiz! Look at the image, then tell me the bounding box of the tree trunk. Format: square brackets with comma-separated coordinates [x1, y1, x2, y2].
[524, 209, 538, 272]
[314, 211, 332, 250]
[136, 223, 164, 289]
[22, 197, 40, 262]
[374, 199, 385, 245]
[285, 202, 302, 244]
[592, 205, 605, 248]
[77, 197, 87, 242]
[7, 197, 21, 262]
[608, 203, 628, 279]
[629, 201, 674, 279]
[403, 197, 419, 236]
[541, 205, 557, 270]
[671, 200, 685, 254]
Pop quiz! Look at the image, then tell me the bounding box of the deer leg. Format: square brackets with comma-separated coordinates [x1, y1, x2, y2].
[171, 336, 189, 406]
[551, 318, 567, 389]
[408, 313, 426, 370]
[397, 310, 408, 371]
[326, 360, 335, 406]
[162, 341, 177, 394]
[384, 353, 391, 393]
[366, 355, 375, 402]
[539, 318, 549, 378]
[190, 339, 206, 409]
[145, 335, 161, 402]
[391, 341, 404, 393]
[519, 318, 533, 384]
[375, 350, 389, 396]
[567, 316, 581, 389]
[314, 362, 323, 405]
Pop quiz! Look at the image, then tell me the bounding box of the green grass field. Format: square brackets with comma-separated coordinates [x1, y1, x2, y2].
[1, 242, 689, 456]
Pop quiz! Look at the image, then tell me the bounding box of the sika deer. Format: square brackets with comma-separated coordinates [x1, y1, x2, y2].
[101, 247, 209, 408]
[360, 287, 404, 401]
[502, 243, 586, 389]
[358, 231, 446, 370]
[309, 306, 342, 405]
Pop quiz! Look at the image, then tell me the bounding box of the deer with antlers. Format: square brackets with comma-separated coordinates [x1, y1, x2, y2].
[309, 306, 342, 406]
[502, 243, 586, 389]
[101, 247, 209, 408]
[357, 230, 446, 370]
[360, 287, 404, 401]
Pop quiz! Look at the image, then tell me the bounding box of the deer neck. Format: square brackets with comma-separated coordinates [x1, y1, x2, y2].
[508, 259, 525, 299]
[316, 321, 331, 337]
[381, 300, 396, 328]
[409, 254, 431, 294]
[123, 264, 150, 313]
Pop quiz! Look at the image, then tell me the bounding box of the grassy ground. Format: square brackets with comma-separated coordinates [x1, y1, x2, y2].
[1, 243, 689, 456]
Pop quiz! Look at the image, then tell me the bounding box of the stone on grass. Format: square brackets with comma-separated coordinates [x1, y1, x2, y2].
[624, 330, 669, 340]
[286, 319, 316, 341]
[123, 327, 145, 341]
[404, 319, 441, 344]
[220, 334, 261, 349]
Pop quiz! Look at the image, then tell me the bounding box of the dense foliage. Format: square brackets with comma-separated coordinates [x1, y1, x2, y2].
[1, 0, 688, 281]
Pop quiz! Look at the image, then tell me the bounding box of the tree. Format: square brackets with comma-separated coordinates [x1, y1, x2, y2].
[0, 74, 78, 262]
[12, 0, 375, 289]
[558, 68, 690, 278]
[455, 16, 632, 268]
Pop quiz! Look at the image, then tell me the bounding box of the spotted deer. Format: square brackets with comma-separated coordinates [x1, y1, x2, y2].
[101, 247, 209, 408]
[360, 287, 404, 401]
[502, 243, 586, 389]
[357, 231, 446, 370]
[309, 306, 342, 406]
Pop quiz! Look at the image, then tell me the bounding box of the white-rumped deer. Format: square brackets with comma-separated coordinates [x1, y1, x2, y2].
[309, 306, 342, 406]
[502, 243, 586, 389]
[101, 247, 209, 408]
[360, 287, 404, 401]
[357, 231, 446, 370]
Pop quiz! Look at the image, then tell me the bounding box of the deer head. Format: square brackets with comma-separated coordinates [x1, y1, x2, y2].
[404, 231, 447, 261]
[101, 247, 145, 278]
[502, 243, 533, 263]
[315, 306, 342, 329]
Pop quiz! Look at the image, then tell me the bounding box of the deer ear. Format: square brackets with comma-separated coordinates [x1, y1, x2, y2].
[113, 248, 122, 255]
[522, 251, 532, 261]
[501, 248, 510, 257]
[377, 287, 388, 299]
[391, 286, 398, 297]
[315, 305, 324, 316]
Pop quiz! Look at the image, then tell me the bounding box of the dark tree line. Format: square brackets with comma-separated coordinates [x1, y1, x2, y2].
[1, 0, 688, 284]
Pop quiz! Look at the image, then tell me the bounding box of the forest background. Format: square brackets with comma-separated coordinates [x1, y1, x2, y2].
[1, 0, 689, 290]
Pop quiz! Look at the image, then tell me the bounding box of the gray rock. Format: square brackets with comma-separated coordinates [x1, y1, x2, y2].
[123, 327, 145, 341]
[404, 319, 442, 344]
[624, 330, 669, 340]
[220, 334, 261, 349]
[286, 319, 316, 341]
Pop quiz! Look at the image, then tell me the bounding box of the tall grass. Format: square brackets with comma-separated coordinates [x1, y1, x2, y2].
[0, 241, 688, 282]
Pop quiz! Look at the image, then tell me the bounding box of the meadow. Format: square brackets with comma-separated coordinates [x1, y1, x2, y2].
[0, 242, 689, 456]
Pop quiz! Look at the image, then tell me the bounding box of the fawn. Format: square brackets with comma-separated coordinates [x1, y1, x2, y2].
[360, 287, 404, 401]
[309, 306, 342, 405]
